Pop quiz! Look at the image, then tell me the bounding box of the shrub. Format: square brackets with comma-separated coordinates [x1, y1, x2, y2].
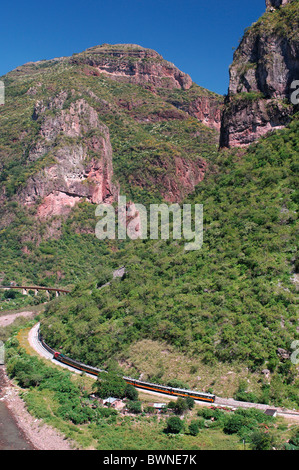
[93, 372, 127, 399]
[125, 384, 138, 401]
[223, 414, 246, 435]
[126, 401, 142, 414]
[249, 431, 275, 450]
[189, 420, 199, 436]
[164, 416, 184, 434]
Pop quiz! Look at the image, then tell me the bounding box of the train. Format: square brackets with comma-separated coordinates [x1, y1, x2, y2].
[39, 331, 215, 403]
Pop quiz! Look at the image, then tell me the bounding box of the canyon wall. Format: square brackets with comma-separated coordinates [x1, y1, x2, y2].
[220, 0, 298, 147]
[18, 91, 118, 218]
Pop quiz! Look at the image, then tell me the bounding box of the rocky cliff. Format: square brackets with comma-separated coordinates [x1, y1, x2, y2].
[18, 91, 118, 218]
[220, 0, 298, 147]
[71, 44, 223, 130]
[266, 0, 291, 9]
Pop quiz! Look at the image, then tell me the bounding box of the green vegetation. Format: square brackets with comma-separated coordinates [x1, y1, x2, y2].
[0, 322, 298, 450]
[231, 91, 265, 104]
[33, 115, 299, 409]
[0, 36, 298, 450]
[242, 0, 299, 43]
[1, 323, 297, 450]
[0, 53, 220, 204]
[92, 371, 138, 400]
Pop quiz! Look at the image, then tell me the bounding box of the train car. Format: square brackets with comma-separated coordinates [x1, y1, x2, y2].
[39, 331, 56, 355]
[53, 352, 105, 376]
[52, 353, 215, 403]
[124, 377, 215, 403]
[169, 386, 215, 403]
[46, 344, 215, 403]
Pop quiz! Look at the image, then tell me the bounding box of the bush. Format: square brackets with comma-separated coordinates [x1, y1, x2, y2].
[249, 431, 275, 450]
[125, 383, 138, 401]
[126, 401, 142, 414]
[189, 420, 199, 436]
[223, 414, 246, 435]
[170, 397, 189, 415]
[93, 372, 127, 399]
[185, 397, 195, 410]
[164, 416, 184, 434]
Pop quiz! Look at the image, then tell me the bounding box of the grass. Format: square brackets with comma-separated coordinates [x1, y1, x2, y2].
[117, 339, 264, 398]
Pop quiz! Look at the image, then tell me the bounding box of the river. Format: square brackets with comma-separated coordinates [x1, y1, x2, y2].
[0, 368, 35, 450]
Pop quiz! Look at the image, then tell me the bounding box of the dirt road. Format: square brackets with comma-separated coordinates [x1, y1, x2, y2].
[0, 311, 35, 328]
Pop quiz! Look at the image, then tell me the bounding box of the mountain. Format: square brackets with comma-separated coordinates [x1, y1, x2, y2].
[0, 3, 298, 409]
[220, 0, 299, 147]
[0, 44, 222, 225]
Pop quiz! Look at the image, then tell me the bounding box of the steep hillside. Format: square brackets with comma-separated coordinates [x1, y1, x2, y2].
[39, 114, 299, 406]
[0, 44, 222, 287]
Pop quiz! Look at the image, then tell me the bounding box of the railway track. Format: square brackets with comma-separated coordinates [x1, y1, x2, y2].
[30, 323, 216, 402]
[28, 323, 299, 420]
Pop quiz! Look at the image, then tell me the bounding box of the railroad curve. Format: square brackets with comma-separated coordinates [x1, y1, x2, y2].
[28, 323, 299, 421]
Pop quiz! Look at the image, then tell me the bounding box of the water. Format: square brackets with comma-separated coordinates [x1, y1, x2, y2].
[0, 402, 35, 450]
[0, 368, 35, 450]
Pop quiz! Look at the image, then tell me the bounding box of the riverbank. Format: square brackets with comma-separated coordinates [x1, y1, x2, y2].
[0, 366, 76, 450]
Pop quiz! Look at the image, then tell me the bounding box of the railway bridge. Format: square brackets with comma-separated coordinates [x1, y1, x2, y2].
[0, 285, 70, 298]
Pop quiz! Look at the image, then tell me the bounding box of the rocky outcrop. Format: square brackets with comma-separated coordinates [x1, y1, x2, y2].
[71, 44, 193, 91]
[163, 156, 207, 203]
[145, 155, 207, 204]
[220, 0, 299, 147]
[266, 0, 291, 10]
[178, 95, 222, 131]
[19, 92, 118, 217]
[220, 95, 293, 148]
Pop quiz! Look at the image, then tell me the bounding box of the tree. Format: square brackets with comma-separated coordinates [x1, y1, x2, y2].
[126, 401, 142, 414]
[165, 416, 184, 434]
[93, 372, 127, 399]
[173, 397, 189, 415]
[223, 414, 245, 435]
[185, 397, 195, 410]
[125, 383, 138, 401]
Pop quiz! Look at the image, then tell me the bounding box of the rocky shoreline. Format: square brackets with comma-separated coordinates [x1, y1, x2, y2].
[0, 366, 76, 450]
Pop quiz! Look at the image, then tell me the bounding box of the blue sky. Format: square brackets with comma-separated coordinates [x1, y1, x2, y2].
[0, 0, 265, 95]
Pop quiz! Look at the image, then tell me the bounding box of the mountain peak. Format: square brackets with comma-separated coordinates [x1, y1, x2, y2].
[70, 43, 193, 91]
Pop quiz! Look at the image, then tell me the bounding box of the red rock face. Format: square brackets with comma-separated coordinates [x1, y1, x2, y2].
[36, 191, 82, 218]
[220, 97, 293, 148]
[19, 94, 118, 218]
[220, 2, 299, 148]
[184, 96, 222, 131]
[6, 45, 222, 223]
[163, 157, 207, 203]
[71, 45, 193, 91]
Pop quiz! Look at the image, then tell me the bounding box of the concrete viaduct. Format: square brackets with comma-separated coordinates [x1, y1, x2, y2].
[0, 285, 70, 298]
